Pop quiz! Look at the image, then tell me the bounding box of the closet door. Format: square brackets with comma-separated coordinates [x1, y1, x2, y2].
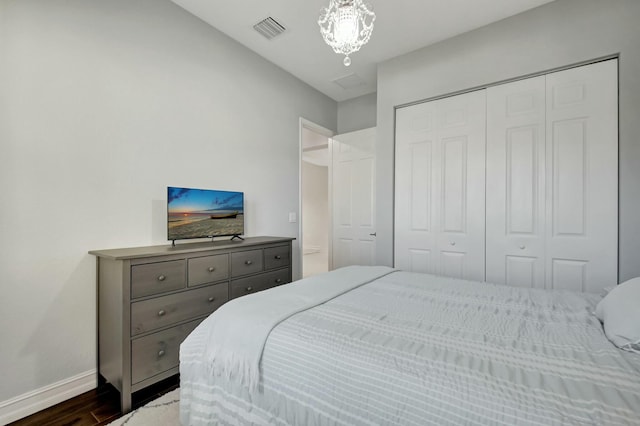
[486, 76, 547, 287]
[545, 60, 618, 293]
[486, 59, 618, 292]
[395, 90, 486, 281]
[395, 100, 438, 274]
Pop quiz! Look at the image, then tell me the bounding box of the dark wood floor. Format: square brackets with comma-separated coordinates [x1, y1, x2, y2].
[8, 375, 179, 426]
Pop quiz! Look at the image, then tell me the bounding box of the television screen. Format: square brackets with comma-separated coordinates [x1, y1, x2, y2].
[167, 187, 244, 241]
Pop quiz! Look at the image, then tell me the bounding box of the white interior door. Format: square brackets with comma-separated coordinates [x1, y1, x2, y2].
[395, 100, 438, 274]
[332, 127, 376, 269]
[544, 60, 618, 293]
[486, 59, 618, 292]
[395, 90, 486, 281]
[486, 76, 547, 287]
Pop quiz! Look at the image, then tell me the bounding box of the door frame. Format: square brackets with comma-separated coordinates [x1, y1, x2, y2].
[299, 118, 334, 278]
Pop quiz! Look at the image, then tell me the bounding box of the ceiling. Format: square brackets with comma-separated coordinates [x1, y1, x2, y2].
[171, 0, 556, 102]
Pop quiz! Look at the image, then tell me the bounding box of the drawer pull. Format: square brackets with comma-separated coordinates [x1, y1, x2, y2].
[158, 350, 165, 357]
[245, 260, 253, 266]
[157, 309, 166, 317]
[208, 267, 216, 272]
[275, 278, 282, 284]
[157, 275, 166, 282]
[245, 286, 253, 293]
[274, 255, 282, 260]
[208, 297, 215, 303]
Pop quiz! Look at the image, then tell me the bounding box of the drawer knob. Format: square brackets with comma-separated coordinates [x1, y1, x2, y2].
[158, 350, 165, 357]
[519, 245, 526, 250]
[450, 241, 456, 246]
[274, 255, 282, 260]
[245, 286, 253, 293]
[157, 275, 166, 282]
[275, 278, 282, 284]
[157, 309, 166, 317]
[245, 260, 253, 266]
[208, 297, 215, 303]
[208, 267, 215, 272]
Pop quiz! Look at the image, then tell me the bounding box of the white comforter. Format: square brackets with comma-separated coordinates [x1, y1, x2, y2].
[196, 265, 395, 390]
[180, 268, 640, 425]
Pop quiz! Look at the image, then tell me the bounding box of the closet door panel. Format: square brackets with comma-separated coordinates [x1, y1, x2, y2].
[395, 90, 485, 280]
[409, 142, 432, 231]
[435, 91, 486, 281]
[441, 136, 467, 232]
[486, 76, 546, 287]
[505, 255, 538, 288]
[395, 102, 438, 273]
[545, 60, 618, 293]
[408, 249, 432, 274]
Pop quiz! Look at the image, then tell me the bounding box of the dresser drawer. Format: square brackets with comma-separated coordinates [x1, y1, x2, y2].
[264, 245, 291, 270]
[131, 260, 185, 299]
[230, 269, 291, 300]
[262, 268, 291, 290]
[188, 254, 229, 287]
[131, 282, 228, 336]
[231, 249, 263, 277]
[131, 318, 201, 384]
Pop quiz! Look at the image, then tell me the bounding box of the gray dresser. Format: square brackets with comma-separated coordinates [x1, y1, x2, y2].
[89, 236, 294, 413]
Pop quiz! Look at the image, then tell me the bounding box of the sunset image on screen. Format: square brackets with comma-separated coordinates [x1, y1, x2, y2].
[168, 187, 244, 240]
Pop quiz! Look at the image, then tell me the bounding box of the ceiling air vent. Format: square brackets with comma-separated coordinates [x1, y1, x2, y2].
[332, 73, 366, 90]
[253, 17, 286, 40]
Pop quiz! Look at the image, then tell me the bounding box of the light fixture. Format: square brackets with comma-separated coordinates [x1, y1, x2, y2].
[318, 0, 376, 66]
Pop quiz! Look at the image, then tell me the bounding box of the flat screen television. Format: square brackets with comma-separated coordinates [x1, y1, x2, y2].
[167, 186, 244, 242]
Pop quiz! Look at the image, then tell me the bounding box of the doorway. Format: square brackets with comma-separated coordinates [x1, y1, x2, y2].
[299, 120, 378, 279]
[300, 119, 333, 278]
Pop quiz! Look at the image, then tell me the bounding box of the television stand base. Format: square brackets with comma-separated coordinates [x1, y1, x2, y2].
[230, 235, 245, 241]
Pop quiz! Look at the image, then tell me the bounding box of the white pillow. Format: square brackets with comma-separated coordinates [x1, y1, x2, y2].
[595, 277, 640, 353]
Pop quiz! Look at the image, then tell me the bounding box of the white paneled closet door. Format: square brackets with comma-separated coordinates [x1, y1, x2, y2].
[544, 60, 618, 293]
[486, 59, 618, 292]
[395, 90, 486, 281]
[486, 76, 547, 288]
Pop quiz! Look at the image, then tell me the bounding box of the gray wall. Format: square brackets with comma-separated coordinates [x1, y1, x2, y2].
[376, 0, 640, 282]
[337, 92, 377, 134]
[0, 0, 336, 410]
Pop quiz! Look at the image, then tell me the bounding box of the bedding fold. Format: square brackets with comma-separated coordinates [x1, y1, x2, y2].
[184, 265, 396, 391]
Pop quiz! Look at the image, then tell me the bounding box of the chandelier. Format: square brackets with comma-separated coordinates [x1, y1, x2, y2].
[318, 0, 376, 66]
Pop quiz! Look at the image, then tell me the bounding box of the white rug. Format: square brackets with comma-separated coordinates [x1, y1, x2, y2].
[108, 389, 180, 426]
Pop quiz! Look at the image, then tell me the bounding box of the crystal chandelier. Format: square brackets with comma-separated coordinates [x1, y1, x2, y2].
[318, 0, 376, 66]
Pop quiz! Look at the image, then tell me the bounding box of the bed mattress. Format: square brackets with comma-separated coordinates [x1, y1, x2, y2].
[180, 268, 640, 425]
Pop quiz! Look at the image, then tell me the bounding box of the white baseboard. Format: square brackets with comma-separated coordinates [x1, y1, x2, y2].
[0, 369, 97, 425]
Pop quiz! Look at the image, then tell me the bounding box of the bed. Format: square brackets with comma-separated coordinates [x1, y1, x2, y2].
[179, 266, 640, 425]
